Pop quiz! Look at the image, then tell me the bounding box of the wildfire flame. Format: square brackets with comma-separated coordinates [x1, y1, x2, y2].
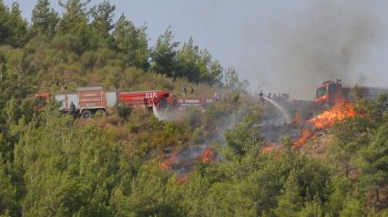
[308, 102, 356, 130]
[160, 152, 177, 170]
[177, 176, 188, 184]
[201, 148, 215, 163]
[262, 142, 279, 153]
[293, 102, 357, 148]
[293, 129, 313, 149]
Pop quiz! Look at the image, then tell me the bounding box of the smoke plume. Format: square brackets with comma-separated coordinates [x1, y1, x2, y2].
[251, 0, 384, 99]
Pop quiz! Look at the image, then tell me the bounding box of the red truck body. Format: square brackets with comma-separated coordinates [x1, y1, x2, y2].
[118, 90, 173, 110]
[314, 80, 388, 105]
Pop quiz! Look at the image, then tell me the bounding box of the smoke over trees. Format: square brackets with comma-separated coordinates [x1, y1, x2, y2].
[244, 0, 384, 99]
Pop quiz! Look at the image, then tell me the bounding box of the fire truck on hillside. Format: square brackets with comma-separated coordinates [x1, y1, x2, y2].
[118, 90, 175, 111]
[314, 79, 388, 105]
[35, 87, 214, 118]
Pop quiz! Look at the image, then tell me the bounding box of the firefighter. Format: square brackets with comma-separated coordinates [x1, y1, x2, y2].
[182, 85, 187, 97]
[259, 90, 264, 98]
[259, 90, 264, 103]
[173, 95, 178, 107]
[143, 98, 148, 110]
[69, 102, 76, 116]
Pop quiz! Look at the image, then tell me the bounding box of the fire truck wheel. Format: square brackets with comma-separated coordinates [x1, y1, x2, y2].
[81, 110, 92, 119]
[95, 109, 107, 117]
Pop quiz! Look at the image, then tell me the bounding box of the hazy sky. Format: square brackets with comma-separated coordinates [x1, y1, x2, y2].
[4, 0, 388, 99]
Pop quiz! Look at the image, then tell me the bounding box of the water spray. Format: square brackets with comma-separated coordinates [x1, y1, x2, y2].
[262, 97, 292, 124]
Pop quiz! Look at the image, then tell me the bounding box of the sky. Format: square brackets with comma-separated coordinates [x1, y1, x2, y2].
[4, 0, 388, 100]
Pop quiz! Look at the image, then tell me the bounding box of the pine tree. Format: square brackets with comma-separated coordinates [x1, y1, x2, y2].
[89, 0, 116, 49]
[0, 2, 28, 47]
[359, 123, 388, 203]
[175, 37, 201, 82]
[113, 14, 149, 69]
[274, 169, 303, 217]
[340, 195, 365, 217]
[31, 0, 60, 38]
[150, 26, 180, 77]
[58, 0, 91, 50]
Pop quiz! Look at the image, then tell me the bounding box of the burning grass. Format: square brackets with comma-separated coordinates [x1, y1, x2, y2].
[160, 151, 178, 170]
[293, 102, 358, 149]
[159, 146, 216, 173]
[201, 148, 215, 163]
[308, 102, 357, 129]
[293, 129, 313, 149]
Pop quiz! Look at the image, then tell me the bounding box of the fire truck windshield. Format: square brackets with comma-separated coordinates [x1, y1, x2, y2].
[316, 87, 327, 98]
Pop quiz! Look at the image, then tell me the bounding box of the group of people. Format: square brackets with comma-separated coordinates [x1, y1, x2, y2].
[258, 90, 289, 102]
[182, 84, 194, 97]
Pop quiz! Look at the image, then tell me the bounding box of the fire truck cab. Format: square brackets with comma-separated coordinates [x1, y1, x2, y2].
[314, 79, 388, 105]
[314, 80, 345, 105]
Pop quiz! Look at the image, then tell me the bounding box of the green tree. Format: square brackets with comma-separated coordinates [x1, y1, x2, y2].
[367, 93, 388, 125]
[207, 59, 223, 85]
[224, 67, 248, 92]
[89, 0, 116, 49]
[225, 110, 262, 156]
[58, 0, 91, 50]
[111, 172, 183, 217]
[339, 195, 365, 217]
[150, 26, 180, 77]
[359, 123, 388, 203]
[330, 117, 372, 178]
[327, 176, 352, 216]
[297, 193, 323, 217]
[175, 37, 202, 82]
[113, 14, 149, 69]
[31, 0, 60, 38]
[0, 160, 20, 217]
[0, 2, 28, 47]
[273, 170, 303, 217]
[13, 112, 132, 216]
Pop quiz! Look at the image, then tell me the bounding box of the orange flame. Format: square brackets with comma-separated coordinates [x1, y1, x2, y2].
[262, 142, 279, 153]
[293, 129, 313, 149]
[160, 152, 177, 170]
[177, 176, 188, 184]
[201, 148, 214, 163]
[308, 102, 356, 130]
[292, 102, 358, 149]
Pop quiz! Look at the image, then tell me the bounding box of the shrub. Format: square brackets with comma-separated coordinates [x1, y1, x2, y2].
[115, 102, 132, 119]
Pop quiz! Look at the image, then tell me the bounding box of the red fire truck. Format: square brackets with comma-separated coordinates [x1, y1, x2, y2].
[118, 90, 175, 111]
[314, 79, 388, 105]
[35, 87, 214, 118]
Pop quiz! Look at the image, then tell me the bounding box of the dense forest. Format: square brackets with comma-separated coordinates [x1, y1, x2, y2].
[0, 0, 388, 216]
